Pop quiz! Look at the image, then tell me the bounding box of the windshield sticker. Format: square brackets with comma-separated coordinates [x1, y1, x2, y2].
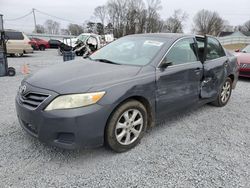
[144, 40, 163, 47]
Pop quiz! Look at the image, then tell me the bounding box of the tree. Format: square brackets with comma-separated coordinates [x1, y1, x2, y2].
[146, 0, 162, 33]
[105, 23, 114, 34]
[93, 0, 164, 37]
[44, 19, 60, 34]
[60, 28, 70, 35]
[35, 24, 45, 33]
[94, 5, 107, 33]
[164, 10, 187, 33]
[107, 0, 128, 37]
[96, 23, 104, 35]
[243, 20, 250, 32]
[86, 22, 96, 33]
[67, 24, 84, 35]
[193, 9, 226, 36]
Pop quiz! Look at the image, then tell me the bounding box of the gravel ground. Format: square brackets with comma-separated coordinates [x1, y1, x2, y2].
[0, 50, 249, 188]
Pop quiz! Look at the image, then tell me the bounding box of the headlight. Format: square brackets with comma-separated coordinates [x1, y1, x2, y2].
[44, 91, 105, 111]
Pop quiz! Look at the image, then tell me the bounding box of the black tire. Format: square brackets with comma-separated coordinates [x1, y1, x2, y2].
[105, 100, 148, 153]
[39, 45, 45, 51]
[7, 67, 16, 77]
[211, 77, 232, 107]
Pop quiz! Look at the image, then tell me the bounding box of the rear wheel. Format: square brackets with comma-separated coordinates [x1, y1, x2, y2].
[211, 77, 232, 107]
[105, 100, 147, 152]
[39, 45, 45, 51]
[14, 53, 23, 57]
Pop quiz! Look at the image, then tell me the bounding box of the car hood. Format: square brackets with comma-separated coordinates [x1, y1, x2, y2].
[235, 53, 250, 64]
[25, 59, 142, 94]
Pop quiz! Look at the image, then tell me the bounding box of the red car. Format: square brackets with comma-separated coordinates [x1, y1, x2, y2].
[29, 38, 50, 51]
[235, 45, 250, 78]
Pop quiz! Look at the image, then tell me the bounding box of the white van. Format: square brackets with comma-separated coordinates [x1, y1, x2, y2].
[5, 30, 33, 57]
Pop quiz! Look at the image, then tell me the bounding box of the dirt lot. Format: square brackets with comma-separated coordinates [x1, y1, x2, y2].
[0, 50, 249, 188]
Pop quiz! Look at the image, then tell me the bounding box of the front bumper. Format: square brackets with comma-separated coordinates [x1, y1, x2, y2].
[15, 85, 112, 149]
[239, 69, 250, 78]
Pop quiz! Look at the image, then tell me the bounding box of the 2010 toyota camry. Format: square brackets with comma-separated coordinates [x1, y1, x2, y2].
[16, 33, 239, 152]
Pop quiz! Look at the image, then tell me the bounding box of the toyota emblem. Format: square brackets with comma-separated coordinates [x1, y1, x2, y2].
[19, 85, 27, 95]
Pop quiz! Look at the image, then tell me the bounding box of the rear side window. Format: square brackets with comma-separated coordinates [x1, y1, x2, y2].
[5, 31, 24, 40]
[166, 38, 198, 65]
[206, 37, 225, 60]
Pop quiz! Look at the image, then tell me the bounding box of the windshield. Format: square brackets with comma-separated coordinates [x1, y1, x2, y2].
[90, 36, 165, 66]
[77, 34, 89, 42]
[242, 45, 250, 53]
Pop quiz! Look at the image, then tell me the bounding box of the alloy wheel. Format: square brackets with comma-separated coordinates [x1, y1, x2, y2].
[220, 80, 231, 103]
[115, 109, 143, 145]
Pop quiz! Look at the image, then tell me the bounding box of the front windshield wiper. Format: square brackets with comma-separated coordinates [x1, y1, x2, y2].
[92, 58, 121, 65]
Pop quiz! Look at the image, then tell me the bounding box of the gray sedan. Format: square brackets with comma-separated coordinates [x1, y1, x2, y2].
[16, 33, 238, 152]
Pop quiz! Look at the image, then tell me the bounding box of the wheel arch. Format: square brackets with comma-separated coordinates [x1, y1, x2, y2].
[228, 74, 234, 82]
[105, 95, 155, 134]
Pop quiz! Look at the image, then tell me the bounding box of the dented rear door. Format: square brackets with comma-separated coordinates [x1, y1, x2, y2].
[200, 36, 228, 99]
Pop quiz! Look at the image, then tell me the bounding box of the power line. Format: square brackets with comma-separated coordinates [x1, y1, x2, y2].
[4, 11, 33, 21]
[34, 8, 80, 24]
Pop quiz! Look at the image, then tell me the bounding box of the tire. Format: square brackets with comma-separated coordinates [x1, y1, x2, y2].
[7, 67, 16, 77]
[39, 45, 45, 51]
[211, 77, 232, 107]
[14, 53, 23, 57]
[105, 100, 148, 153]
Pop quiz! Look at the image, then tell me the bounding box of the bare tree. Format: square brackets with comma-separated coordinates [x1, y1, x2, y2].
[44, 19, 60, 34]
[93, 0, 164, 37]
[146, 0, 162, 33]
[67, 24, 84, 35]
[94, 5, 107, 33]
[125, 0, 146, 34]
[243, 20, 250, 32]
[164, 9, 187, 33]
[35, 24, 45, 33]
[60, 29, 70, 35]
[107, 0, 128, 37]
[193, 9, 226, 36]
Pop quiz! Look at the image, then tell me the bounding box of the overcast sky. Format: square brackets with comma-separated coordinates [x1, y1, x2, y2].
[1, 0, 250, 33]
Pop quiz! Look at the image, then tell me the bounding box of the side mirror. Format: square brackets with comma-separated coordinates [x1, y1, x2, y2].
[235, 49, 240, 52]
[160, 59, 173, 69]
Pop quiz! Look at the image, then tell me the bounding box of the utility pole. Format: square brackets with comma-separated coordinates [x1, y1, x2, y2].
[32, 8, 37, 33]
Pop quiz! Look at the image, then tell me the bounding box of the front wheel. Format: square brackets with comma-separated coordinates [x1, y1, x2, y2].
[105, 100, 147, 153]
[211, 77, 232, 107]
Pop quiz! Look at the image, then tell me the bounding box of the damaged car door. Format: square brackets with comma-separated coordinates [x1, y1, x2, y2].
[198, 36, 228, 98]
[156, 37, 203, 118]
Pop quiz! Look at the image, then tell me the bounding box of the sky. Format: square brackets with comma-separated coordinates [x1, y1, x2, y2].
[1, 0, 250, 34]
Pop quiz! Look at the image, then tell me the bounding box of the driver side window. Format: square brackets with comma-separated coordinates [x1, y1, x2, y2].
[166, 38, 198, 65]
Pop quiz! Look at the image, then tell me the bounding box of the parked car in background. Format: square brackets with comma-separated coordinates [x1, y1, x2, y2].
[16, 34, 238, 152]
[59, 33, 102, 56]
[29, 38, 50, 51]
[48, 39, 61, 49]
[5, 30, 33, 57]
[235, 45, 250, 78]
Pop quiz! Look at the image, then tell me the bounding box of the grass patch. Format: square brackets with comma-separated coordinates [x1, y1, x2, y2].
[223, 44, 247, 50]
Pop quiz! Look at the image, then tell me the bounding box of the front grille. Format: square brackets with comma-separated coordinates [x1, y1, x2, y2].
[20, 92, 49, 109]
[240, 63, 250, 69]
